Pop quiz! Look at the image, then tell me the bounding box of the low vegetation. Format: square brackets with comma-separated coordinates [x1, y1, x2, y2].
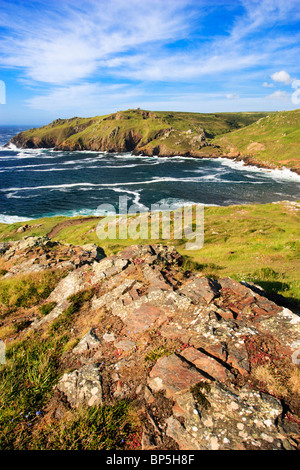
[0, 270, 66, 318]
[214, 109, 300, 172]
[0, 329, 141, 449]
[1, 201, 298, 307]
[9, 108, 269, 158]
[8, 107, 300, 171]
[0, 199, 299, 449]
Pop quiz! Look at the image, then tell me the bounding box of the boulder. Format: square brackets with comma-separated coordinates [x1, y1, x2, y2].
[57, 363, 103, 407]
[167, 383, 283, 450]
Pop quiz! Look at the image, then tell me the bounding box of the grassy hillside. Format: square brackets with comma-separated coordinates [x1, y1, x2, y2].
[1, 201, 299, 308]
[8, 107, 299, 171]
[214, 109, 300, 173]
[9, 108, 268, 157]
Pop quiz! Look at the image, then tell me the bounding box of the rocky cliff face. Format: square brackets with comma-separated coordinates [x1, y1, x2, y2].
[0, 237, 299, 450]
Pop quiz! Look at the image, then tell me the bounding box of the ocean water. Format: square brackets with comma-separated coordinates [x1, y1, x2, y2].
[0, 126, 300, 223]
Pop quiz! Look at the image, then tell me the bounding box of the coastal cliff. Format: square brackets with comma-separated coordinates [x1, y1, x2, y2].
[8, 108, 300, 173]
[8, 108, 268, 158]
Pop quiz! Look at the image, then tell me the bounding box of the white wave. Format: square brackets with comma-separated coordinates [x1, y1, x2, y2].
[0, 214, 33, 224]
[31, 166, 83, 172]
[0, 182, 97, 192]
[60, 158, 102, 165]
[155, 198, 197, 209]
[110, 187, 146, 211]
[213, 157, 300, 182]
[5, 167, 80, 173]
[6, 192, 23, 199]
[42, 207, 113, 218]
[6, 192, 39, 199]
[60, 160, 78, 165]
[0, 162, 54, 170]
[0, 176, 260, 194]
[1, 142, 18, 151]
[112, 154, 150, 160]
[104, 163, 140, 169]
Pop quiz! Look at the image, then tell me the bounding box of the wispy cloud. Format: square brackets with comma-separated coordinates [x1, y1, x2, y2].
[0, 0, 196, 84]
[267, 90, 289, 100]
[0, 0, 299, 118]
[226, 94, 240, 100]
[25, 83, 142, 114]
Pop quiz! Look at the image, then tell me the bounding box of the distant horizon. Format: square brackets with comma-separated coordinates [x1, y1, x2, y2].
[1, 0, 300, 126]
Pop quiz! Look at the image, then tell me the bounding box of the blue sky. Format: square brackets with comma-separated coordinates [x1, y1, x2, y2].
[0, 0, 300, 125]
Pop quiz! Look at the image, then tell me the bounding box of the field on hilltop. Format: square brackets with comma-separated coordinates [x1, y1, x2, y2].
[214, 109, 300, 173]
[7, 107, 300, 172]
[8, 108, 268, 158]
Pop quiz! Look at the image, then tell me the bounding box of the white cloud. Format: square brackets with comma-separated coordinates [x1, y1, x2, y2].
[113, 52, 264, 82]
[270, 70, 293, 85]
[1, 0, 300, 116]
[1, 0, 298, 88]
[0, 0, 196, 85]
[25, 83, 142, 114]
[267, 90, 289, 100]
[226, 94, 240, 99]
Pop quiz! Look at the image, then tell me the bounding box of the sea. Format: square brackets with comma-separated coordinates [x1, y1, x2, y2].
[0, 126, 300, 224]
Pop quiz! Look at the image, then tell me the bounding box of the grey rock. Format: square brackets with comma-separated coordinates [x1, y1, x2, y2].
[57, 363, 103, 407]
[179, 276, 221, 304]
[81, 243, 105, 261]
[167, 383, 283, 450]
[0, 242, 11, 254]
[73, 328, 101, 354]
[114, 339, 136, 352]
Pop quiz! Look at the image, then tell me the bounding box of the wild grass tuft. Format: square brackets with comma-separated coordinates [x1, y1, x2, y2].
[0, 270, 66, 318]
[0, 332, 68, 449]
[29, 401, 141, 450]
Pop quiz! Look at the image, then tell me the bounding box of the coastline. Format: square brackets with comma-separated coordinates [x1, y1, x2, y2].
[4, 140, 300, 175]
[1, 134, 299, 225]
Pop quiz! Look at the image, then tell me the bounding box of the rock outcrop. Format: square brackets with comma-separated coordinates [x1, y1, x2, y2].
[0, 238, 299, 450]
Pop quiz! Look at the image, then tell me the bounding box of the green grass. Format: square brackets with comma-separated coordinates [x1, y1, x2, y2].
[52, 203, 300, 306]
[7, 108, 299, 169]
[28, 402, 141, 450]
[0, 202, 298, 307]
[50, 287, 96, 334]
[38, 301, 57, 317]
[0, 270, 67, 318]
[9, 108, 269, 157]
[177, 202, 299, 307]
[0, 200, 298, 448]
[0, 302, 141, 450]
[0, 216, 67, 242]
[0, 333, 68, 449]
[214, 109, 300, 171]
[0, 330, 140, 449]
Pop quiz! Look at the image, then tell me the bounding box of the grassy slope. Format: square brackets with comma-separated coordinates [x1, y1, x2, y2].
[214, 109, 300, 172]
[0, 201, 299, 449]
[9, 108, 299, 170]
[1, 201, 299, 307]
[10, 108, 268, 155]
